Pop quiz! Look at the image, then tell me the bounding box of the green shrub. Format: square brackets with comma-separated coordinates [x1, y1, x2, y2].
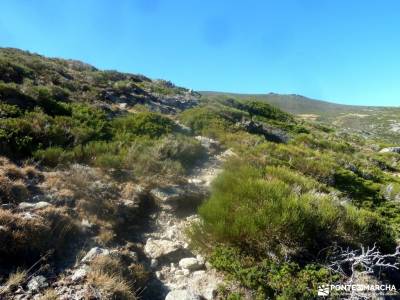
[234, 99, 292, 122]
[264, 165, 325, 193]
[0, 59, 33, 83]
[333, 168, 383, 205]
[112, 112, 175, 139]
[209, 246, 340, 299]
[33, 147, 75, 167]
[68, 103, 110, 144]
[195, 163, 395, 258]
[343, 206, 396, 252]
[293, 133, 354, 153]
[0, 110, 71, 156]
[153, 135, 207, 168]
[179, 106, 234, 137]
[0, 82, 36, 109]
[122, 139, 185, 179]
[29, 86, 71, 116]
[0, 103, 22, 118]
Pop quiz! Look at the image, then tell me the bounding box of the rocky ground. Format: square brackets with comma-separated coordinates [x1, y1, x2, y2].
[142, 136, 235, 300]
[2, 135, 235, 300]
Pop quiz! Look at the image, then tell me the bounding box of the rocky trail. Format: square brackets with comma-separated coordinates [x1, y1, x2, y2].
[141, 136, 235, 300]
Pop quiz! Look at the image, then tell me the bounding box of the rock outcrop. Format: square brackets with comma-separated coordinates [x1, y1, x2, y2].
[380, 147, 400, 154]
[237, 118, 289, 143]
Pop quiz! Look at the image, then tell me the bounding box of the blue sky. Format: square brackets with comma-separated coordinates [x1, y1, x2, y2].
[1, 0, 400, 106]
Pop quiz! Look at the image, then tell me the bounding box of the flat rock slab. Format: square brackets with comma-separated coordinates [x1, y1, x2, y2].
[150, 186, 185, 202]
[18, 201, 51, 210]
[380, 147, 400, 153]
[81, 247, 110, 263]
[144, 238, 182, 259]
[179, 257, 204, 271]
[165, 289, 201, 300]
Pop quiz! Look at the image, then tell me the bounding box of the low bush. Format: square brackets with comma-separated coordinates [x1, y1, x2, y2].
[0, 58, 33, 83]
[112, 112, 176, 139]
[194, 163, 395, 258]
[209, 246, 340, 300]
[0, 110, 71, 156]
[33, 147, 75, 167]
[232, 99, 292, 122]
[179, 105, 235, 137]
[0, 103, 22, 118]
[264, 165, 326, 193]
[292, 133, 355, 154]
[333, 168, 383, 205]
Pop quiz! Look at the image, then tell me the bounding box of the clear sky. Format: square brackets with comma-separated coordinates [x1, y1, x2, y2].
[1, 0, 400, 106]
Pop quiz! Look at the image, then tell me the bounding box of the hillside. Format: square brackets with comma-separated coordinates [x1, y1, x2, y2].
[1, 48, 400, 299]
[203, 91, 400, 144]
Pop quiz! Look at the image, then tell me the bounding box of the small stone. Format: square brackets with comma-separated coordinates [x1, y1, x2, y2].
[179, 257, 203, 271]
[144, 238, 181, 259]
[128, 251, 138, 262]
[81, 219, 92, 228]
[81, 247, 110, 263]
[196, 254, 205, 265]
[32, 195, 42, 202]
[192, 270, 206, 277]
[34, 202, 51, 210]
[1, 203, 13, 209]
[150, 258, 158, 269]
[150, 186, 184, 202]
[183, 269, 190, 276]
[155, 271, 162, 279]
[174, 274, 186, 282]
[188, 178, 204, 184]
[119, 103, 127, 109]
[170, 263, 176, 273]
[27, 276, 48, 292]
[71, 268, 87, 282]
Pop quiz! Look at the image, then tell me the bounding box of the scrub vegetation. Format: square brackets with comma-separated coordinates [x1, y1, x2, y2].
[1, 47, 400, 299]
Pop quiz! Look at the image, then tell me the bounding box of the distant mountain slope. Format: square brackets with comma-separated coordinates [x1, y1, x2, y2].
[202, 91, 400, 144]
[201, 91, 377, 117]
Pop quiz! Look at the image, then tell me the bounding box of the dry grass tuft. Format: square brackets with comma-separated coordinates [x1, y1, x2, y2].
[22, 165, 43, 181]
[87, 270, 136, 300]
[87, 255, 151, 299]
[0, 269, 27, 294]
[0, 158, 43, 204]
[9, 179, 29, 202]
[0, 207, 80, 265]
[2, 164, 25, 180]
[95, 228, 115, 246]
[38, 288, 59, 300]
[0, 174, 29, 204]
